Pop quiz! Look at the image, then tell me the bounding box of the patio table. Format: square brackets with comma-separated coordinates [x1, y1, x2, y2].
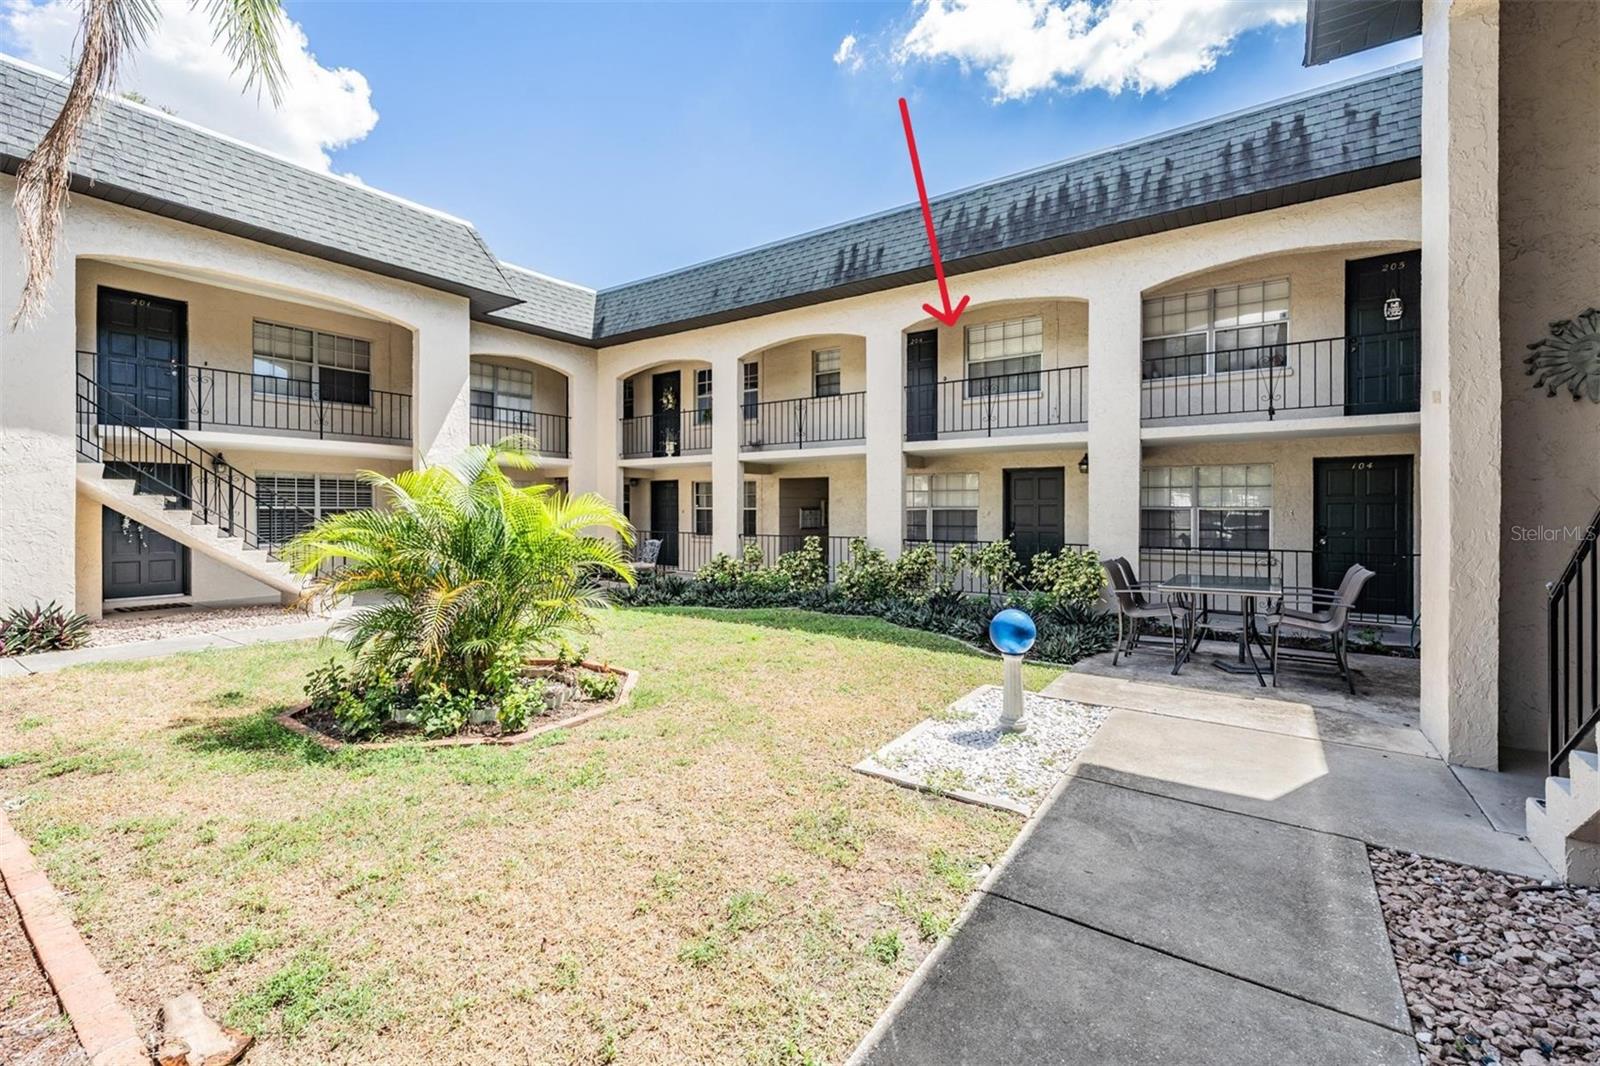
[1157, 572, 1283, 687]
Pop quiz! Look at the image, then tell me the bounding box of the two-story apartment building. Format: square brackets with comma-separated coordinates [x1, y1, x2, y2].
[3, 0, 1597, 870]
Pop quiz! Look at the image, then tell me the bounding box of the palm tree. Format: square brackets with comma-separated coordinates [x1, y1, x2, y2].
[285, 441, 636, 694]
[10, 0, 286, 327]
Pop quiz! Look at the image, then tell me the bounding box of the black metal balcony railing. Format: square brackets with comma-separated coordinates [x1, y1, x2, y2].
[741, 393, 866, 450]
[1140, 331, 1420, 423]
[1547, 505, 1600, 776]
[620, 411, 713, 459]
[78, 354, 413, 444]
[1136, 546, 1419, 624]
[633, 529, 713, 574]
[468, 405, 571, 457]
[739, 533, 857, 582]
[905, 365, 1086, 441]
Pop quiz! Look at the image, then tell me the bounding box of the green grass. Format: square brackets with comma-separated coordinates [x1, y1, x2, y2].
[0, 607, 1060, 1062]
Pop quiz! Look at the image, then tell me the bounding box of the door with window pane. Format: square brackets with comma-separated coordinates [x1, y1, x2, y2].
[1345, 252, 1420, 415]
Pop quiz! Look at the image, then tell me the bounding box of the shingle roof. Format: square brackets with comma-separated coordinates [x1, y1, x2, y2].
[481, 263, 597, 344]
[592, 62, 1422, 345]
[1303, 0, 1422, 66]
[0, 56, 522, 314]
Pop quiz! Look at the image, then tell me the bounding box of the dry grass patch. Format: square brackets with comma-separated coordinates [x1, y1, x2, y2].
[0, 608, 1058, 1064]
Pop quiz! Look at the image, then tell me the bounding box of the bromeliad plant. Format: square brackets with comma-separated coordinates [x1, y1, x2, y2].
[285, 442, 634, 708]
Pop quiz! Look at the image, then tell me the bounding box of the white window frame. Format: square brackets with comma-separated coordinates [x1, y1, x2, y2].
[692, 480, 713, 536]
[252, 320, 373, 405]
[742, 479, 757, 537]
[742, 362, 760, 419]
[256, 472, 373, 546]
[694, 368, 713, 425]
[904, 472, 980, 543]
[964, 315, 1043, 398]
[812, 348, 841, 397]
[1140, 279, 1291, 381]
[1139, 464, 1273, 552]
[470, 361, 535, 424]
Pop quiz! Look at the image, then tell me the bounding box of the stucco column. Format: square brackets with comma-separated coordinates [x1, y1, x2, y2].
[865, 325, 905, 556]
[564, 357, 600, 499]
[410, 305, 472, 467]
[1420, 0, 1501, 768]
[710, 353, 742, 557]
[0, 208, 79, 611]
[1085, 289, 1142, 563]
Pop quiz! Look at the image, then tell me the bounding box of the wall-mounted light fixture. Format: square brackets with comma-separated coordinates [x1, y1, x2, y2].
[1077, 453, 1089, 475]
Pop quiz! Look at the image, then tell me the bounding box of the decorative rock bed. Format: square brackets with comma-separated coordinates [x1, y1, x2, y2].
[854, 685, 1110, 814]
[1370, 847, 1600, 1064]
[277, 659, 638, 749]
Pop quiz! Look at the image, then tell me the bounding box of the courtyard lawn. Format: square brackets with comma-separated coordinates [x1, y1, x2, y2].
[0, 608, 1060, 1065]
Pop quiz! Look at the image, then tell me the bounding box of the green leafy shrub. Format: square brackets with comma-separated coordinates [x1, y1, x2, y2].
[577, 670, 621, 702]
[774, 537, 828, 593]
[497, 681, 540, 733]
[286, 442, 633, 699]
[0, 601, 91, 656]
[1023, 547, 1105, 608]
[332, 686, 387, 741]
[417, 686, 477, 739]
[837, 539, 895, 602]
[304, 658, 347, 714]
[696, 551, 746, 590]
[949, 540, 1021, 594]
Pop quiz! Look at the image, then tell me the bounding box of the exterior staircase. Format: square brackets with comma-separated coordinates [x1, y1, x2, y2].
[74, 373, 311, 599]
[1526, 503, 1600, 883]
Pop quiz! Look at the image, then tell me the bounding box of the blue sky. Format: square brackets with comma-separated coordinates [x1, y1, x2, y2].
[4, 0, 1422, 289]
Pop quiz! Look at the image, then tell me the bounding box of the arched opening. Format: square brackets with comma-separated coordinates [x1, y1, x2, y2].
[738, 332, 867, 452]
[467, 353, 572, 460]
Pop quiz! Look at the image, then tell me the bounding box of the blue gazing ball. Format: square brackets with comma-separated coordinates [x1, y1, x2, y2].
[988, 608, 1037, 656]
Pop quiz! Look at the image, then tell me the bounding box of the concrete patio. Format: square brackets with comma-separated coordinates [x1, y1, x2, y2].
[852, 650, 1551, 1066]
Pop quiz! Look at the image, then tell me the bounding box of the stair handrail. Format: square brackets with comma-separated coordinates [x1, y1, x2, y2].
[1548, 503, 1600, 776]
[75, 372, 313, 560]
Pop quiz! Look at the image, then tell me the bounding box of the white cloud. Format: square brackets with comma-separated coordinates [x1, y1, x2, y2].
[833, 32, 863, 72]
[896, 0, 1304, 100]
[2, 0, 378, 170]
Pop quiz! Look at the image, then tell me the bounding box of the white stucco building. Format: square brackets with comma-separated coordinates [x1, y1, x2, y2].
[2, 1, 1597, 868]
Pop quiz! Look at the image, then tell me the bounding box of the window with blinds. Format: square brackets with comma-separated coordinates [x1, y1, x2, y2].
[252, 321, 373, 405]
[1141, 279, 1290, 379]
[965, 316, 1043, 397]
[904, 472, 979, 543]
[256, 473, 373, 545]
[470, 362, 535, 425]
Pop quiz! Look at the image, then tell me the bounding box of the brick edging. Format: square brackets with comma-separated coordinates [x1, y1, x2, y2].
[0, 810, 148, 1066]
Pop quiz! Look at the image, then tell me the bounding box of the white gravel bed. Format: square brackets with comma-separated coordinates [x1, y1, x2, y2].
[1371, 847, 1600, 1064]
[86, 604, 326, 647]
[856, 685, 1110, 814]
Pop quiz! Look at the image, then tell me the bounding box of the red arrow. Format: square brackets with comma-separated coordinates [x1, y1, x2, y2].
[899, 97, 970, 328]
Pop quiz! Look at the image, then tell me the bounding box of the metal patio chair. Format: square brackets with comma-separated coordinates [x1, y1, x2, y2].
[1265, 564, 1377, 694]
[1103, 557, 1194, 668]
[633, 538, 663, 577]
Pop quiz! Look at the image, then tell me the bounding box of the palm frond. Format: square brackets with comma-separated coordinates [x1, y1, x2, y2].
[196, 0, 286, 104]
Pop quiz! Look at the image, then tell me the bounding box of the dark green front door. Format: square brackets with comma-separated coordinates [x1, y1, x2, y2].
[1345, 251, 1420, 415]
[1314, 455, 1413, 619]
[650, 480, 679, 568]
[652, 371, 681, 457]
[101, 463, 190, 599]
[1004, 468, 1065, 564]
[97, 288, 186, 425]
[905, 330, 938, 441]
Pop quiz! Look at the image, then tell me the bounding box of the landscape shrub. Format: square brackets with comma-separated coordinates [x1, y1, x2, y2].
[0, 601, 91, 656]
[625, 539, 1115, 665]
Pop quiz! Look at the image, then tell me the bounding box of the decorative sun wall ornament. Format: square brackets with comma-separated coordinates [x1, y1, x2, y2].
[1526, 308, 1600, 403]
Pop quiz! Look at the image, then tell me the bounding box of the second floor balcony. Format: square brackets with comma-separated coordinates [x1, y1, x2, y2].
[741, 392, 866, 451]
[81, 353, 413, 445]
[469, 404, 571, 458]
[1140, 331, 1420, 424]
[904, 364, 1087, 442]
[620, 410, 713, 460]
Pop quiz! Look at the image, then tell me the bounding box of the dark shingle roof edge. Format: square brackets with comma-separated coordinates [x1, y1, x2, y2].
[591, 61, 1422, 345]
[1303, 0, 1423, 66]
[0, 54, 523, 314]
[476, 262, 598, 346]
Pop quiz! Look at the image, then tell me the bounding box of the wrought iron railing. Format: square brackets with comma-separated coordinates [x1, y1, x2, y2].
[905, 365, 1086, 441]
[1140, 331, 1420, 422]
[75, 373, 314, 558]
[1135, 546, 1419, 624]
[741, 393, 865, 450]
[619, 411, 713, 459]
[469, 405, 571, 457]
[633, 529, 714, 574]
[78, 354, 412, 443]
[1548, 506, 1600, 776]
[738, 533, 857, 582]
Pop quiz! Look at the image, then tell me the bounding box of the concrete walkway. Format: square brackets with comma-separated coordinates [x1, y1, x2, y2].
[0, 616, 340, 677]
[853, 665, 1551, 1066]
